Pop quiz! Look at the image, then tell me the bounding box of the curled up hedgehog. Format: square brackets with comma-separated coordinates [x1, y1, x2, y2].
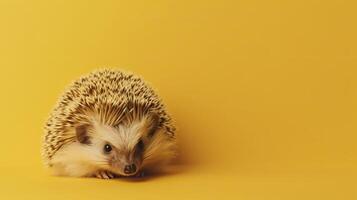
[42, 69, 176, 179]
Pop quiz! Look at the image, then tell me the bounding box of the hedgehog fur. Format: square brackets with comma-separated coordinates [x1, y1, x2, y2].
[42, 69, 176, 178]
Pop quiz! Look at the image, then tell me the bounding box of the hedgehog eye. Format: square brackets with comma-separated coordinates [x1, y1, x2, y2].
[134, 139, 144, 157]
[103, 144, 112, 154]
[147, 114, 159, 138]
[136, 139, 144, 151]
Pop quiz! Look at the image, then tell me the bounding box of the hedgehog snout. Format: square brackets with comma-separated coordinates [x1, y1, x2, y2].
[110, 153, 141, 176]
[124, 163, 137, 175]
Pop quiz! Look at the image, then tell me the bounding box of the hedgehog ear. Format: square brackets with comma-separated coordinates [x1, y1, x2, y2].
[75, 124, 91, 144]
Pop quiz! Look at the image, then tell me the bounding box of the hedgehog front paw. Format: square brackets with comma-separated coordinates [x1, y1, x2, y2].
[94, 171, 115, 179]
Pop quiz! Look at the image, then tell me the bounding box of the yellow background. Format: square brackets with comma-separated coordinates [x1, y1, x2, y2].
[0, 0, 356, 199]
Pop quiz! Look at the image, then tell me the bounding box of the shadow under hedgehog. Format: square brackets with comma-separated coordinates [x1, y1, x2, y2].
[42, 69, 176, 179]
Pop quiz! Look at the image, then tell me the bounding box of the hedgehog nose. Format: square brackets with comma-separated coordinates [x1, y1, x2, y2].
[124, 164, 137, 174]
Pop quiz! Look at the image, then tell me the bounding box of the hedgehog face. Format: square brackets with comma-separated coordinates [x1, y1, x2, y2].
[91, 137, 144, 176]
[75, 115, 159, 177]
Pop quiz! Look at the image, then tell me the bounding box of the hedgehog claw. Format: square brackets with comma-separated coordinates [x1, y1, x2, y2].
[95, 171, 115, 179]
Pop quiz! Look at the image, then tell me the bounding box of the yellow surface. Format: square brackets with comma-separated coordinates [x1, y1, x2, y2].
[0, 0, 356, 199]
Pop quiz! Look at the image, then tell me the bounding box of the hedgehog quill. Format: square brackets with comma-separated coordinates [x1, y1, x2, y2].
[42, 69, 176, 179]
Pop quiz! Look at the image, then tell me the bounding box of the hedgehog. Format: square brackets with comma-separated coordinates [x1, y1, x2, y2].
[42, 69, 176, 179]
